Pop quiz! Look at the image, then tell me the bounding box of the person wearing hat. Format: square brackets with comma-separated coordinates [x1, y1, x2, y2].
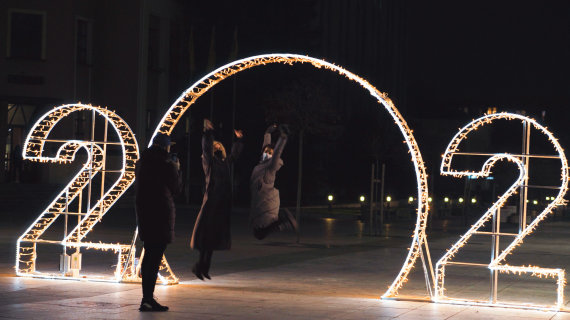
[249, 124, 297, 240]
[191, 119, 244, 280]
[135, 133, 181, 312]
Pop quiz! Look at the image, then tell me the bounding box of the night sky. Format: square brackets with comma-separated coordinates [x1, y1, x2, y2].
[7, 1, 570, 205]
[406, 1, 570, 120]
[178, 1, 570, 204]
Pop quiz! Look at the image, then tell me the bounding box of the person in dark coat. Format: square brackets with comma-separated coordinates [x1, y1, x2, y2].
[249, 124, 297, 240]
[191, 119, 243, 280]
[135, 133, 181, 312]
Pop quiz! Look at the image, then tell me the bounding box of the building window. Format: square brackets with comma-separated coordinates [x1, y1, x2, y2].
[76, 18, 92, 65]
[7, 10, 46, 59]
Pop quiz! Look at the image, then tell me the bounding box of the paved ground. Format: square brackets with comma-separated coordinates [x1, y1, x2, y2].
[2, 184, 570, 319]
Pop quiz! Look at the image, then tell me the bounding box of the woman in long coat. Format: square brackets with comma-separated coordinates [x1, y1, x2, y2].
[191, 119, 243, 280]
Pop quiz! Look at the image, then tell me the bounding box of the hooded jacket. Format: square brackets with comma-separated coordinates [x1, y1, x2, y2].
[135, 145, 181, 244]
[249, 131, 287, 228]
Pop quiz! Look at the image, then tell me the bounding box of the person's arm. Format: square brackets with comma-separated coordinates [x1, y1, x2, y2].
[202, 119, 214, 164]
[262, 124, 277, 151]
[230, 129, 244, 163]
[166, 160, 182, 196]
[267, 125, 289, 172]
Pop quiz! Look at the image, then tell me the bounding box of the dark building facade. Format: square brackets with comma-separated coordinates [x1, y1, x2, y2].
[0, 0, 190, 182]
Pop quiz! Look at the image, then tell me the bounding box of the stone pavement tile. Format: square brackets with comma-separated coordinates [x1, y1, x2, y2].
[450, 306, 556, 320]
[390, 303, 470, 320]
[552, 312, 570, 320]
[379, 299, 429, 310]
[1, 302, 116, 320]
[330, 306, 395, 320]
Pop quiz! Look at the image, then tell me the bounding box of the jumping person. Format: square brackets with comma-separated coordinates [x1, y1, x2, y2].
[250, 124, 298, 240]
[135, 133, 181, 312]
[191, 119, 243, 280]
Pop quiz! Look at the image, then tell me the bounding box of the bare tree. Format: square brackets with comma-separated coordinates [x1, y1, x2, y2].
[264, 78, 342, 241]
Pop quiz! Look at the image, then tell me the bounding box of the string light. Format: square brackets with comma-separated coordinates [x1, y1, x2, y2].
[146, 53, 433, 298]
[436, 112, 569, 310]
[16, 103, 178, 284]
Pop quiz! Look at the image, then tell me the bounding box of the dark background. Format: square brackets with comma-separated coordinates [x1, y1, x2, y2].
[3, 0, 570, 208]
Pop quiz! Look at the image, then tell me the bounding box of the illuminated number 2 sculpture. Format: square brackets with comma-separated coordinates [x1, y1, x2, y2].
[436, 113, 569, 310]
[16, 103, 177, 283]
[148, 53, 434, 297]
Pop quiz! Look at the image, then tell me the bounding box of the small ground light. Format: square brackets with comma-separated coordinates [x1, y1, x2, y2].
[444, 197, 449, 203]
[360, 195, 365, 202]
[408, 196, 414, 203]
[328, 195, 334, 202]
[471, 198, 476, 204]
[428, 197, 432, 202]
[533, 200, 538, 205]
[459, 197, 464, 203]
[386, 196, 392, 202]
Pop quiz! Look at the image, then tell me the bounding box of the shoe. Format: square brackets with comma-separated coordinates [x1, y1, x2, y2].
[192, 263, 204, 281]
[203, 272, 211, 280]
[253, 227, 267, 240]
[139, 298, 169, 312]
[280, 210, 298, 232]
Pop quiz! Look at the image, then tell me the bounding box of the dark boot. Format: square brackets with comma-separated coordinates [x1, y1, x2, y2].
[202, 250, 213, 280]
[192, 261, 204, 281]
[139, 298, 169, 312]
[253, 220, 281, 240]
[278, 209, 298, 232]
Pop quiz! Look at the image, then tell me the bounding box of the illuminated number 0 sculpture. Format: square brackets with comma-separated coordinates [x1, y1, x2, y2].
[148, 53, 434, 297]
[436, 112, 569, 310]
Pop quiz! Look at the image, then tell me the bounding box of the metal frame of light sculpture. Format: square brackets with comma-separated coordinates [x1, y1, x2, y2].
[17, 103, 177, 284]
[437, 112, 569, 311]
[148, 53, 434, 297]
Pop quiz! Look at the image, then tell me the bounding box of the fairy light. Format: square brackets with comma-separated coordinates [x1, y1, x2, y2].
[436, 112, 569, 310]
[16, 103, 178, 284]
[146, 53, 433, 298]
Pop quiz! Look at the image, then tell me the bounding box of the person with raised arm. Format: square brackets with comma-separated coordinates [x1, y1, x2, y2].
[249, 124, 297, 240]
[191, 119, 243, 280]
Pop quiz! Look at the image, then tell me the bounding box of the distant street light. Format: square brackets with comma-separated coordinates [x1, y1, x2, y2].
[471, 198, 477, 204]
[360, 195, 365, 202]
[458, 197, 464, 203]
[328, 195, 334, 202]
[444, 197, 449, 203]
[408, 196, 414, 203]
[386, 196, 392, 202]
[428, 197, 433, 203]
[533, 200, 538, 205]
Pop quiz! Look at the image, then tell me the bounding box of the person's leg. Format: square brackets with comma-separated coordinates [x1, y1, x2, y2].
[278, 208, 298, 231]
[202, 250, 213, 279]
[192, 250, 205, 280]
[253, 209, 298, 240]
[140, 242, 168, 311]
[253, 219, 281, 240]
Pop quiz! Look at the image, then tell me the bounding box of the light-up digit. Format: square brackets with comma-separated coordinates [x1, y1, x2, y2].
[148, 53, 433, 297]
[16, 103, 177, 283]
[436, 112, 569, 310]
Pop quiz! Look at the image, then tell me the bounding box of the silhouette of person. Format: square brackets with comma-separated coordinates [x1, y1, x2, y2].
[135, 133, 181, 312]
[191, 119, 243, 280]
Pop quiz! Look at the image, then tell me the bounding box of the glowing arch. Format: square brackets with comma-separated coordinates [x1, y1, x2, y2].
[438, 112, 569, 310]
[16, 103, 178, 283]
[150, 53, 433, 297]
